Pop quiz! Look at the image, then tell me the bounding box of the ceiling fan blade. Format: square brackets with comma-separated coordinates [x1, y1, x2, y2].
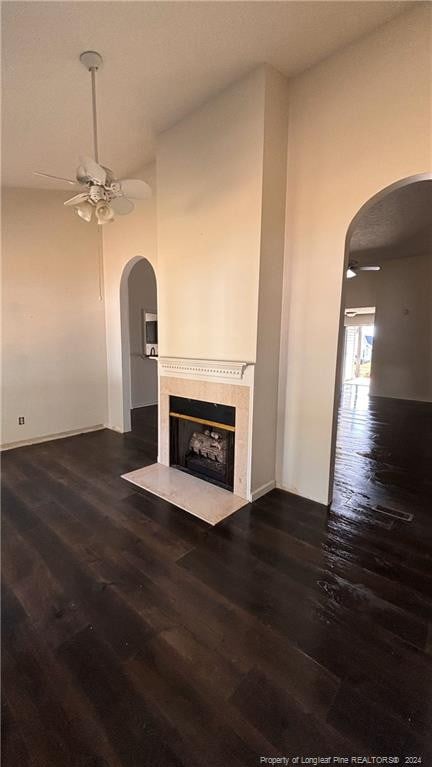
[101, 165, 115, 184]
[358, 266, 381, 271]
[34, 171, 77, 185]
[118, 179, 152, 200]
[77, 156, 106, 185]
[111, 196, 135, 215]
[64, 192, 89, 207]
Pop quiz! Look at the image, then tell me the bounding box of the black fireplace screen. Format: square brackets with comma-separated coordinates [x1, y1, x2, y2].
[169, 396, 235, 491]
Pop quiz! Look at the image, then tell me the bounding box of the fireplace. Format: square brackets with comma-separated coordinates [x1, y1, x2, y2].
[169, 396, 235, 491]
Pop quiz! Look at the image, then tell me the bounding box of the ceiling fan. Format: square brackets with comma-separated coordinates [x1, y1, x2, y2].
[34, 51, 151, 224]
[346, 260, 381, 279]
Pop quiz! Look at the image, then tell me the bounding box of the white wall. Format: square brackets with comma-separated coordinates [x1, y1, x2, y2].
[128, 258, 158, 408]
[102, 164, 157, 433]
[345, 271, 379, 311]
[277, 6, 432, 504]
[373, 253, 432, 401]
[1, 187, 107, 447]
[156, 68, 266, 363]
[251, 69, 289, 496]
[156, 65, 291, 497]
[346, 253, 432, 402]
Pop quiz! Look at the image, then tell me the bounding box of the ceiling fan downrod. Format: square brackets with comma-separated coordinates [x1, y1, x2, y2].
[79, 51, 103, 163]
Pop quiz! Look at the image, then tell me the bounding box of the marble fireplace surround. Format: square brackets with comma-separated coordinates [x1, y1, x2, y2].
[158, 361, 253, 501]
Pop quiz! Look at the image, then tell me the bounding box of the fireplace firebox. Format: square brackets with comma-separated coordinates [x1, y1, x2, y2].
[169, 396, 235, 491]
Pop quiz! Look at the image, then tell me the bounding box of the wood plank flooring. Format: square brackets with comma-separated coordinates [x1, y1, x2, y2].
[2, 390, 432, 764]
[128, 405, 158, 455]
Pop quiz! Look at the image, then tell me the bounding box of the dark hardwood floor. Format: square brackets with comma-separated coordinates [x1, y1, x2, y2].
[2, 389, 432, 765]
[126, 405, 158, 456]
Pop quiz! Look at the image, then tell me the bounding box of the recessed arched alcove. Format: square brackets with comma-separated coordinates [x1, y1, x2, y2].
[119, 256, 158, 439]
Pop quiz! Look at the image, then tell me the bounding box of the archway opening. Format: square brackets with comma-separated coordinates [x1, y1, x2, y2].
[120, 257, 158, 455]
[330, 175, 432, 525]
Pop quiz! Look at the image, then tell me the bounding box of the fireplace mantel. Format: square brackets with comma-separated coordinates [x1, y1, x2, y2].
[159, 357, 250, 383]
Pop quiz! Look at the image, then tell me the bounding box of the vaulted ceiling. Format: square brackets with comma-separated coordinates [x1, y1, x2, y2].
[2, 0, 410, 189]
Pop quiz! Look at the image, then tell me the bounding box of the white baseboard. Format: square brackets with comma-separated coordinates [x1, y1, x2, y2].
[251, 479, 276, 502]
[1, 424, 105, 452]
[276, 481, 329, 507]
[276, 481, 295, 494]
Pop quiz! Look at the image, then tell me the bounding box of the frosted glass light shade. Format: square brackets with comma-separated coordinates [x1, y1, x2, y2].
[75, 202, 93, 222]
[95, 201, 114, 224]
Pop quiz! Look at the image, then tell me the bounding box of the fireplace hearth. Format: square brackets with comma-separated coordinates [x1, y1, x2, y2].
[169, 396, 235, 491]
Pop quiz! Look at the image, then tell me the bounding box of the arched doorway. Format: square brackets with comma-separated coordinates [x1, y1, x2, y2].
[120, 257, 158, 453]
[330, 173, 432, 517]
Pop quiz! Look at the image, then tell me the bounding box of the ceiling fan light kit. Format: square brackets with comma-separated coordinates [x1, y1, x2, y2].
[34, 51, 152, 224]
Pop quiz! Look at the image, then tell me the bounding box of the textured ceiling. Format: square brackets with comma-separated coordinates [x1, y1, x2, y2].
[350, 181, 432, 263]
[2, 0, 410, 189]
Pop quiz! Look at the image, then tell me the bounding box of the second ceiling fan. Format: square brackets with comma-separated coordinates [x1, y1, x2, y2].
[34, 51, 151, 224]
[346, 260, 381, 278]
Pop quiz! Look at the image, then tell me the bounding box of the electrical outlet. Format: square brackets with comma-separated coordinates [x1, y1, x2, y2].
[18, 416, 25, 425]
